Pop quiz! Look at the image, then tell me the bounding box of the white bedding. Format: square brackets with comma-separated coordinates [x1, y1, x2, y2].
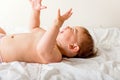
[0, 27, 120, 80]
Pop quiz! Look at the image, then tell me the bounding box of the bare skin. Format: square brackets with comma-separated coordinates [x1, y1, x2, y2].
[0, 0, 73, 63]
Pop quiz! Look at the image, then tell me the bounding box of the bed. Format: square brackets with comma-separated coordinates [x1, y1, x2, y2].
[0, 26, 120, 80]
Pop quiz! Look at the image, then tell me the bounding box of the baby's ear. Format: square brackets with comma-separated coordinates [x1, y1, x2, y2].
[68, 43, 79, 53]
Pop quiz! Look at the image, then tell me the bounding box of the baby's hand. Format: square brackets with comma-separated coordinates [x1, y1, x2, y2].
[57, 8, 72, 22]
[29, 0, 47, 11]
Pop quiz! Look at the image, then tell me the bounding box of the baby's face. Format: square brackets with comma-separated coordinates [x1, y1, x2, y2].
[57, 26, 78, 46]
[57, 26, 85, 57]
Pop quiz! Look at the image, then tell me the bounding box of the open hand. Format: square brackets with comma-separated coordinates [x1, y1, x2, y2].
[57, 8, 73, 22]
[29, 0, 47, 11]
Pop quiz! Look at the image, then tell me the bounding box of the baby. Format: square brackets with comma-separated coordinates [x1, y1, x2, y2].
[0, 0, 94, 63]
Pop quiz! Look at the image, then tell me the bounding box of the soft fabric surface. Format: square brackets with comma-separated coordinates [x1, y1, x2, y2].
[0, 27, 120, 80]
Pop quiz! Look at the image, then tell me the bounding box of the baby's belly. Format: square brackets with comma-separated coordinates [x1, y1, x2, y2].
[0, 33, 39, 62]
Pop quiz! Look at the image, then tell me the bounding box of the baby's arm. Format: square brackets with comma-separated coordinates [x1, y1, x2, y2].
[29, 0, 46, 31]
[37, 9, 72, 63]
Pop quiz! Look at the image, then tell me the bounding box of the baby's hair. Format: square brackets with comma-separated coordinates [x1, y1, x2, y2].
[75, 27, 95, 58]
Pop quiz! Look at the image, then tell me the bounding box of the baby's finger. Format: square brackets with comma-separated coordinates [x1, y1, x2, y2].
[40, 6, 47, 10]
[57, 9, 61, 19]
[37, 0, 42, 5]
[66, 8, 72, 14]
[68, 12, 73, 18]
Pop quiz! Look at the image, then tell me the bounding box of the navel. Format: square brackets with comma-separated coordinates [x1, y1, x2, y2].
[11, 35, 14, 38]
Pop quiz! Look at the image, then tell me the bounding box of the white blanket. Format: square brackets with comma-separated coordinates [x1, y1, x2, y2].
[0, 27, 120, 80]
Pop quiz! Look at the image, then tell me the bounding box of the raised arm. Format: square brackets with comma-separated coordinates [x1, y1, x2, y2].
[37, 8, 72, 63]
[29, 0, 46, 31]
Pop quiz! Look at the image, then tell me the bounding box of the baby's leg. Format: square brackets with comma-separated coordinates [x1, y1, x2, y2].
[0, 27, 6, 63]
[0, 27, 6, 34]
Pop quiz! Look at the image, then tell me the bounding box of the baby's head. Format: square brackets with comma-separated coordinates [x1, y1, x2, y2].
[57, 26, 94, 58]
[74, 26, 94, 58]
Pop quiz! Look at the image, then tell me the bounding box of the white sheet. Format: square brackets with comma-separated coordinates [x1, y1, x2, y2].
[0, 27, 120, 80]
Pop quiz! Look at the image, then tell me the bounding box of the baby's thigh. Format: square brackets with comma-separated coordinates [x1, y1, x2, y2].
[0, 27, 6, 34]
